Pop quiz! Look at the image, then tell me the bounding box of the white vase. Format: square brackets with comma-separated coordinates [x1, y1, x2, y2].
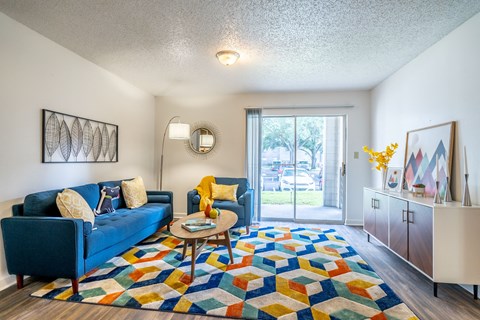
[381, 169, 387, 190]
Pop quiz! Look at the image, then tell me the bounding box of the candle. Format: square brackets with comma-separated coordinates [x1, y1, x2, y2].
[464, 146, 468, 175]
[436, 154, 439, 181]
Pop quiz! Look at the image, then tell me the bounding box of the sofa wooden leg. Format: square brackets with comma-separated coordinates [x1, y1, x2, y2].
[246, 226, 250, 234]
[167, 223, 170, 231]
[71, 279, 79, 294]
[16, 275, 23, 289]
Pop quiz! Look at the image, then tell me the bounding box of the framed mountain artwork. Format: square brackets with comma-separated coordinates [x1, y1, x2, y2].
[404, 122, 455, 197]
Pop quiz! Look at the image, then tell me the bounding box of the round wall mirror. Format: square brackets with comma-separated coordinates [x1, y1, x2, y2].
[189, 128, 216, 154]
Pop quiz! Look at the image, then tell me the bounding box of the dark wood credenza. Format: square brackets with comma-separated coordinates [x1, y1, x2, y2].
[363, 187, 479, 299]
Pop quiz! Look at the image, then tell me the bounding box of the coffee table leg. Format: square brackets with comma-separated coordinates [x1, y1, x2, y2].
[190, 239, 197, 281]
[182, 239, 188, 260]
[224, 230, 234, 264]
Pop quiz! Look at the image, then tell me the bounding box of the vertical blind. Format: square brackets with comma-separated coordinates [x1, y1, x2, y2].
[245, 108, 262, 221]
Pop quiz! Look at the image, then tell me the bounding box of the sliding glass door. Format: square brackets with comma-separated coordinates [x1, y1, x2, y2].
[260, 115, 345, 223]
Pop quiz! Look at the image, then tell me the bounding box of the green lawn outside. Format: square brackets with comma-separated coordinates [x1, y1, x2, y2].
[261, 191, 323, 205]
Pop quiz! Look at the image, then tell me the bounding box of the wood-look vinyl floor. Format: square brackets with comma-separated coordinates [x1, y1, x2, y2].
[0, 223, 479, 320]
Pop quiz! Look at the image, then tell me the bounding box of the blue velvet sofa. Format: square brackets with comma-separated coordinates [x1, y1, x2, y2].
[187, 177, 254, 232]
[1, 179, 173, 294]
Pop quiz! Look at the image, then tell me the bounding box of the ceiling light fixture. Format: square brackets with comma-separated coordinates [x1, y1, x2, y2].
[216, 50, 240, 66]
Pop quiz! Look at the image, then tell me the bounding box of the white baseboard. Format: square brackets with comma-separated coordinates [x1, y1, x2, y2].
[461, 284, 475, 295]
[174, 212, 187, 219]
[344, 219, 363, 226]
[0, 274, 17, 292]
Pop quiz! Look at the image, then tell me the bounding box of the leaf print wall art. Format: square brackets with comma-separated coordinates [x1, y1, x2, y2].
[42, 109, 118, 163]
[59, 120, 72, 161]
[83, 120, 93, 158]
[108, 129, 117, 161]
[44, 113, 61, 161]
[92, 127, 102, 161]
[101, 124, 109, 159]
[71, 118, 83, 161]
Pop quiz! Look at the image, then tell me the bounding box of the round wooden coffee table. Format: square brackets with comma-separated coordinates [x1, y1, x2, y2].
[170, 210, 238, 282]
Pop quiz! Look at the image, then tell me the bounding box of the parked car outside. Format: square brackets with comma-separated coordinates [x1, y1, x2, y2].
[271, 160, 281, 171]
[277, 163, 291, 176]
[280, 168, 316, 191]
[298, 161, 310, 169]
[309, 168, 323, 190]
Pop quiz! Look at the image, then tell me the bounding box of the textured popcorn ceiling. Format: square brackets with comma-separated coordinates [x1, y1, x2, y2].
[1, 1, 479, 96]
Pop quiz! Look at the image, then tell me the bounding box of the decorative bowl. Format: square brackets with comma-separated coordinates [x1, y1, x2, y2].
[412, 186, 425, 197]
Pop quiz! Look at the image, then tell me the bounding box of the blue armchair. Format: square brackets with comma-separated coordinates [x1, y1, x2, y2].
[187, 177, 254, 233]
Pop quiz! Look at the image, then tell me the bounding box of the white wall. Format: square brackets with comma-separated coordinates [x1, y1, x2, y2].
[371, 11, 480, 203]
[156, 91, 371, 225]
[0, 13, 155, 289]
[371, 12, 480, 294]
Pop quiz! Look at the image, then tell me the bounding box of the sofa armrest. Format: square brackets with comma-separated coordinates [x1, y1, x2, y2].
[146, 190, 174, 218]
[146, 190, 173, 204]
[1, 216, 85, 279]
[187, 190, 200, 214]
[238, 189, 252, 205]
[238, 189, 255, 225]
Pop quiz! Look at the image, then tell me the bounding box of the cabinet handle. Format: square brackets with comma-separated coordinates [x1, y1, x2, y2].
[371, 198, 374, 208]
[408, 210, 414, 223]
[402, 209, 407, 222]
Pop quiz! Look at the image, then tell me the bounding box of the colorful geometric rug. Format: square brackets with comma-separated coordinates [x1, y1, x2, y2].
[32, 226, 418, 319]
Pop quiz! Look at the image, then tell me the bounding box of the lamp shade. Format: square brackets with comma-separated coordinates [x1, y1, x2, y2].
[200, 134, 214, 147]
[169, 123, 190, 140]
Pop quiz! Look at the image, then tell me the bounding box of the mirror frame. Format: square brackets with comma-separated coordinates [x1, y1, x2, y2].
[189, 127, 216, 154]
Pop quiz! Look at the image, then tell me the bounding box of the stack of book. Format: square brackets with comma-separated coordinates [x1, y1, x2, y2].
[181, 218, 216, 232]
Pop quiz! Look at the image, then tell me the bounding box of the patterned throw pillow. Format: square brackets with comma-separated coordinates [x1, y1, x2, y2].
[95, 186, 120, 215]
[212, 183, 238, 201]
[56, 188, 95, 225]
[122, 176, 148, 209]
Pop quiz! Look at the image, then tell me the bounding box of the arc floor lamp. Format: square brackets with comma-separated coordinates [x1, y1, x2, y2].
[159, 116, 190, 190]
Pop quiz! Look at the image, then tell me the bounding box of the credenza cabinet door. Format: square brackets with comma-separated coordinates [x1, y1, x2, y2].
[363, 189, 376, 236]
[375, 193, 389, 246]
[408, 202, 433, 277]
[389, 197, 408, 260]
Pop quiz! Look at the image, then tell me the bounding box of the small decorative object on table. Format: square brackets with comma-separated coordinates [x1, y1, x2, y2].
[433, 155, 443, 204]
[363, 143, 399, 190]
[444, 176, 452, 202]
[412, 184, 426, 197]
[204, 202, 212, 217]
[385, 167, 404, 192]
[462, 146, 472, 206]
[209, 207, 221, 219]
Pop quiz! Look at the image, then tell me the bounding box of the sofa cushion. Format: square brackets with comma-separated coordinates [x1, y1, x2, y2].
[95, 186, 120, 215]
[212, 183, 238, 201]
[215, 177, 249, 199]
[98, 179, 131, 209]
[23, 184, 100, 217]
[85, 203, 170, 258]
[56, 189, 95, 225]
[122, 177, 148, 209]
[213, 200, 245, 219]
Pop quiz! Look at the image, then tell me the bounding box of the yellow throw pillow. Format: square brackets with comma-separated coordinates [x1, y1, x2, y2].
[56, 189, 95, 225]
[212, 183, 238, 201]
[122, 176, 148, 209]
